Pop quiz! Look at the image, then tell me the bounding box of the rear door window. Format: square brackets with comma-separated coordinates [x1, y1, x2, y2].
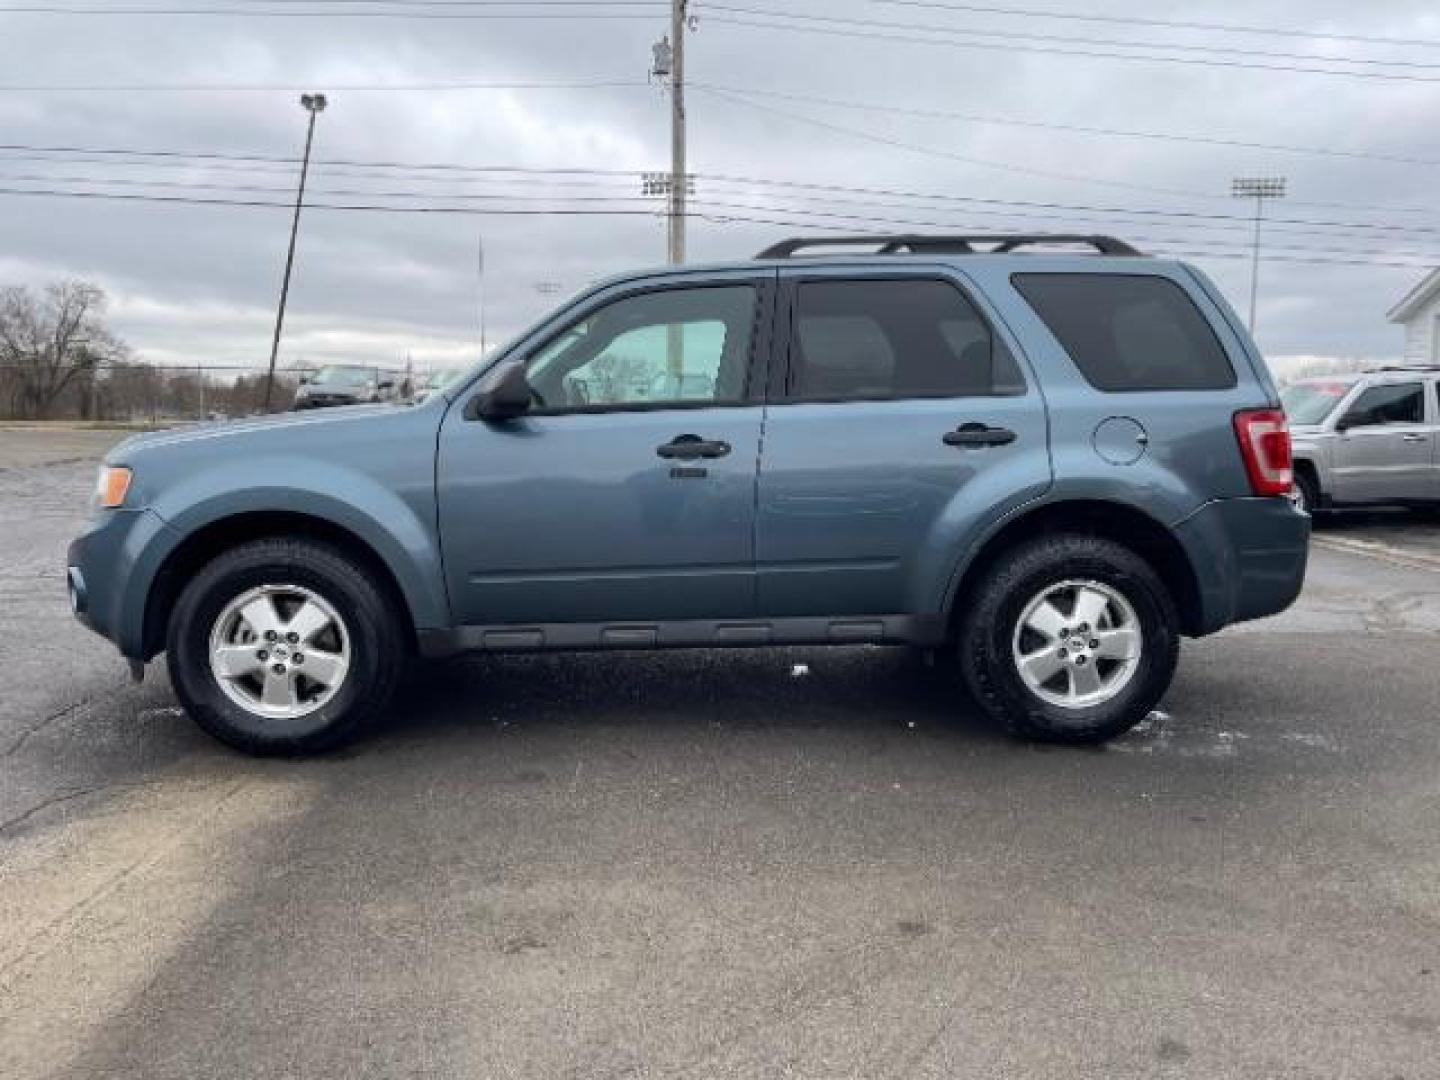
[1013, 273, 1236, 391]
[787, 278, 1024, 400]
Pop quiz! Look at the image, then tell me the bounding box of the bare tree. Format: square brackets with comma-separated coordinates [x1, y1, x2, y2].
[0, 280, 128, 419]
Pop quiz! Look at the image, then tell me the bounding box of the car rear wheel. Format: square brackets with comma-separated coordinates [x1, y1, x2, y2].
[957, 534, 1179, 744]
[1290, 471, 1319, 516]
[166, 537, 405, 755]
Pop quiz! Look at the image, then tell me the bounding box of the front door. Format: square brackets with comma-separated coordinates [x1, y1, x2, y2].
[437, 275, 773, 625]
[756, 269, 1050, 618]
[1330, 380, 1432, 503]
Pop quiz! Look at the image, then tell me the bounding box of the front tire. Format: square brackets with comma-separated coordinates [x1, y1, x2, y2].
[166, 537, 406, 755]
[958, 534, 1179, 744]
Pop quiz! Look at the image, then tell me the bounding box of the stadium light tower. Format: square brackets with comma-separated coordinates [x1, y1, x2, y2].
[1231, 176, 1287, 337]
[263, 92, 328, 412]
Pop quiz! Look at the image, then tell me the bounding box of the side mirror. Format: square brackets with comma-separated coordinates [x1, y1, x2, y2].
[298, 374, 312, 385]
[467, 360, 533, 420]
[1335, 412, 1365, 433]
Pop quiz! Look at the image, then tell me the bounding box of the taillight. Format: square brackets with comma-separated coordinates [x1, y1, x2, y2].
[1233, 409, 1293, 497]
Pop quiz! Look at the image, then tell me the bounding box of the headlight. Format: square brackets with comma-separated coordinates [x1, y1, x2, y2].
[96, 465, 133, 509]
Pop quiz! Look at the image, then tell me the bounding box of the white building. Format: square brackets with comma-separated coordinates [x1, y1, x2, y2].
[1387, 268, 1440, 365]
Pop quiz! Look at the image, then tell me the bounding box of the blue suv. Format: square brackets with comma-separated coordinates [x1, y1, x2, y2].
[68, 234, 1309, 754]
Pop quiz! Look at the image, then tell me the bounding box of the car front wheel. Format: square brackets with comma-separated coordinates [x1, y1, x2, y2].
[166, 537, 405, 755]
[958, 534, 1180, 743]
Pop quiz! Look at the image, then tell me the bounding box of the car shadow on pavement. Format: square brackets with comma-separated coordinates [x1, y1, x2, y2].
[366, 645, 1006, 751]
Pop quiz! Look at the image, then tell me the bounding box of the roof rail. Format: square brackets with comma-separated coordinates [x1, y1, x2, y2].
[1374, 365, 1440, 373]
[754, 234, 1143, 259]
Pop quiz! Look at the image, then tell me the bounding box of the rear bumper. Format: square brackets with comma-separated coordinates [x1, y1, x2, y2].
[1174, 496, 1310, 635]
[67, 507, 176, 659]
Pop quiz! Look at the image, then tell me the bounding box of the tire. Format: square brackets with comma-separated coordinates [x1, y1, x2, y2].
[166, 537, 406, 755]
[1291, 470, 1319, 517]
[957, 533, 1180, 744]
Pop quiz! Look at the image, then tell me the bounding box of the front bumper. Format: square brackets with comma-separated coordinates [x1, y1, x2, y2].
[67, 507, 176, 659]
[1174, 496, 1311, 635]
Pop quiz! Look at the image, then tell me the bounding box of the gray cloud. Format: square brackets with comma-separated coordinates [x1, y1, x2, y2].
[2, 0, 1438, 376]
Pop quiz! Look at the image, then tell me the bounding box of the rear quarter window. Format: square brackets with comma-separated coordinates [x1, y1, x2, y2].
[1012, 272, 1237, 392]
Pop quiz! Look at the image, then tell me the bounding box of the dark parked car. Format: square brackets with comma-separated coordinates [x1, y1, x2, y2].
[69, 234, 1308, 755]
[293, 364, 401, 409]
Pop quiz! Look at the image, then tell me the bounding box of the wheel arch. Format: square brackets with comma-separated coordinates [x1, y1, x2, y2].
[945, 499, 1206, 638]
[142, 510, 423, 661]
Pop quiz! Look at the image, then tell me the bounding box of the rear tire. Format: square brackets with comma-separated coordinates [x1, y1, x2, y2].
[1291, 470, 1320, 517]
[166, 537, 406, 755]
[957, 534, 1179, 744]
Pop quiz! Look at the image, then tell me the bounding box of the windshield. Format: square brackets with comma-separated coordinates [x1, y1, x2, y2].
[1281, 380, 1354, 425]
[310, 365, 375, 388]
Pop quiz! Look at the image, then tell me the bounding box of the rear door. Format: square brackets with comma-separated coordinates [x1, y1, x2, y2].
[755, 268, 1049, 619]
[1330, 381, 1431, 503]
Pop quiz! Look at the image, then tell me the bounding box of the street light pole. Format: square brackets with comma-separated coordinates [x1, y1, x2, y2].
[1231, 176, 1286, 337]
[263, 92, 327, 413]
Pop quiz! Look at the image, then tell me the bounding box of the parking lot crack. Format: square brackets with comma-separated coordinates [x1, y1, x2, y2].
[0, 785, 104, 837]
[3, 697, 95, 758]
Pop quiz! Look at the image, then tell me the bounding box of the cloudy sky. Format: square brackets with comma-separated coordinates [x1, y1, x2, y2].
[2, 0, 1439, 378]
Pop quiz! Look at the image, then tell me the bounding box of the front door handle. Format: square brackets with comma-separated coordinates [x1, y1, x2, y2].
[943, 423, 1017, 448]
[657, 434, 732, 459]
[1401, 433, 1429, 442]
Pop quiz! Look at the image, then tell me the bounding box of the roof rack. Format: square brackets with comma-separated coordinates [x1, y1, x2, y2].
[1374, 365, 1440, 373]
[754, 234, 1143, 259]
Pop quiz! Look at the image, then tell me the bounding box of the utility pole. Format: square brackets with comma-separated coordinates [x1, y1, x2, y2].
[476, 232, 487, 357]
[263, 92, 328, 413]
[1231, 176, 1286, 336]
[668, 0, 687, 265]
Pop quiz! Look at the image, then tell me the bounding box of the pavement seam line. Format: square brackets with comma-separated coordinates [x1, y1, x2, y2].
[1312, 535, 1440, 574]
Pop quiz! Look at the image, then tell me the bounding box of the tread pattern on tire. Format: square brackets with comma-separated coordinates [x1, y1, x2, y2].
[165, 536, 406, 756]
[958, 532, 1180, 745]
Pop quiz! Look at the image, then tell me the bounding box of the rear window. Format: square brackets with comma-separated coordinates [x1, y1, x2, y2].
[788, 278, 1025, 401]
[1013, 273, 1236, 392]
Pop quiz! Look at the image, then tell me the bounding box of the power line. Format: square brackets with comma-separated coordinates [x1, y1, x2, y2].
[701, 11, 1440, 84]
[692, 82, 1440, 171]
[5, 179, 1440, 269]
[0, 2, 660, 16]
[696, 86, 1440, 217]
[854, 0, 1440, 51]
[4, 139, 1437, 233]
[0, 78, 649, 92]
[696, 84, 1223, 202]
[9, 164, 1437, 251]
[703, 3, 1440, 74]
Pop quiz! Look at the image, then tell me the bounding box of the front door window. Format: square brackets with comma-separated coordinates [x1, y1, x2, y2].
[526, 286, 757, 410]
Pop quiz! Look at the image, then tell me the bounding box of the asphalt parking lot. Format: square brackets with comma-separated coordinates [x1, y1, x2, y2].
[2, 428, 1438, 1080]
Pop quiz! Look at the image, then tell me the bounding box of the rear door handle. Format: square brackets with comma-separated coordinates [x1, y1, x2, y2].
[657, 434, 732, 459]
[1401, 433, 1429, 442]
[943, 423, 1017, 448]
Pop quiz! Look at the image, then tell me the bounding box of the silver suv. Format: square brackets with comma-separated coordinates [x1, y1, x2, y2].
[1284, 367, 1440, 514]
